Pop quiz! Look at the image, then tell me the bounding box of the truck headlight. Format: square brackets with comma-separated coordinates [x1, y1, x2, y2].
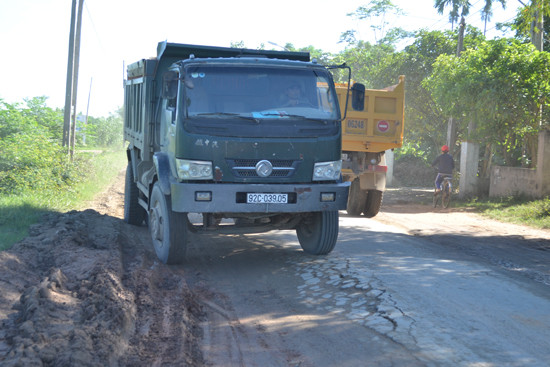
[176, 159, 213, 180]
[313, 160, 342, 181]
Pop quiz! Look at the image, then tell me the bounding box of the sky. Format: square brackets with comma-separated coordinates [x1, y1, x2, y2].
[0, 0, 522, 118]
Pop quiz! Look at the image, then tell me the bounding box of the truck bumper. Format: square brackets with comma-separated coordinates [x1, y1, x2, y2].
[170, 182, 350, 213]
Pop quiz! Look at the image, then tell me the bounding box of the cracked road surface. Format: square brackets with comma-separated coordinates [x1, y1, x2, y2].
[1, 175, 550, 366]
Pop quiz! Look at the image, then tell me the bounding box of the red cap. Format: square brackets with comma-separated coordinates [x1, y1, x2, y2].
[441, 145, 449, 152]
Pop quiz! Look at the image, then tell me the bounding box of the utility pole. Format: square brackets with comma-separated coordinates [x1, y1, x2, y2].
[63, 0, 84, 158]
[63, 0, 77, 148]
[531, 0, 545, 51]
[70, 0, 84, 159]
[446, 16, 466, 155]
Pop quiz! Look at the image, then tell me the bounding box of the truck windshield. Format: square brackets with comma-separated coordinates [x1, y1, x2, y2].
[184, 65, 339, 121]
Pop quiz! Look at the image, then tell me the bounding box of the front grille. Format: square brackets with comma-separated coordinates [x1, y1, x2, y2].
[233, 159, 295, 167]
[227, 158, 300, 178]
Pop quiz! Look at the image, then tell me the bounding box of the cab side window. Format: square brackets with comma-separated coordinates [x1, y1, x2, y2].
[163, 71, 179, 123]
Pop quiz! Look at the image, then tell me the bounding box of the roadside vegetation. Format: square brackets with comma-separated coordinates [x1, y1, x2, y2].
[457, 196, 550, 229]
[1, 1, 549, 249]
[0, 98, 126, 251]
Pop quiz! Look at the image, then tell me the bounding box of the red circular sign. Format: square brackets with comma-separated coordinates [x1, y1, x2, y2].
[377, 120, 389, 132]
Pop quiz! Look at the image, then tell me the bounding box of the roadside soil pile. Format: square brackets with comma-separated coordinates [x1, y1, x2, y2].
[0, 171, 205, 366]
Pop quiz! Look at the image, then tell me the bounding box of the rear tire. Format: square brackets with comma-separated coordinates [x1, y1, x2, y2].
[296, 211, 339, 255]
[363, 190, 383, 218]
[442, 182, 452, 208]
[148, 183, 188, 264]
[346, 179, 367, 216]
[124, 163, 146, 225]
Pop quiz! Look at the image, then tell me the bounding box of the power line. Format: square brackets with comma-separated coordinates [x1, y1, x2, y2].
[484, 15, 519, 34]
[83, 1, 105, 55]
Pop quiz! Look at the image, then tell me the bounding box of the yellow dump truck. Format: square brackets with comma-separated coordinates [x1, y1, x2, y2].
[335, 76, 405, 217]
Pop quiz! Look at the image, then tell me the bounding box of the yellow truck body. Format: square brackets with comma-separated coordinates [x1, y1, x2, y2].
[335, 76, 405, 217]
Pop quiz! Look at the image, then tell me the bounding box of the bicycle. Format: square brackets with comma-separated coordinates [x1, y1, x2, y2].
[433, 176, 452, 208]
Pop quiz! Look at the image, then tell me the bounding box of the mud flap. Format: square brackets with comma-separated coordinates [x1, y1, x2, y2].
[359, 171, 386, 191]
[153, 152, 172, 196]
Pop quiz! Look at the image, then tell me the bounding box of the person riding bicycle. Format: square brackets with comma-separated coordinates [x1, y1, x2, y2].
[432, 145, 454, 194]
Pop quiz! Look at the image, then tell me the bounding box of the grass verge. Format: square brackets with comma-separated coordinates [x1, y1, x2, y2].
[455, 196, 550, 230]
[0, 149, 127, 251]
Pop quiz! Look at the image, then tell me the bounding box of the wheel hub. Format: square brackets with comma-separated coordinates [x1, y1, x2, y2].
[149, 205, 164, 242]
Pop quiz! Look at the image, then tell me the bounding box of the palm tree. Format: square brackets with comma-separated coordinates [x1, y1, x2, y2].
[435, 0, 470, 30]
[434, 0, 506, 52]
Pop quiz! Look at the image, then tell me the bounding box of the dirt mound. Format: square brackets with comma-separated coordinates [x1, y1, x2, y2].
[393, 156, 434, 187]
[0, 173, 205, 366]
[0, 211, 133, 365]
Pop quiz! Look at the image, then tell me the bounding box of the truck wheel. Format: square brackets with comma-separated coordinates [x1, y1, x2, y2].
[296, 211, 339, 255]
[124, 163, 146, 225]
[346, 178, 367, 216]
[363, 190, 383, 218]
[148, 183, 188, 264]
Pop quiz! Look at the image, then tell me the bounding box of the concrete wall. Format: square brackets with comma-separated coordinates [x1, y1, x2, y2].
[489, 130, 550, 198]
[489, 166, 538, 198]
[537, 129, 550, 197]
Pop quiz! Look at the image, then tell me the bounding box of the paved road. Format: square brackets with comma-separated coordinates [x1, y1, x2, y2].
[184, 211, 550, 366]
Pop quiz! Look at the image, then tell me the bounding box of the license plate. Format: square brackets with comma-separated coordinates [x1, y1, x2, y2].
[246, 193, 288, 204]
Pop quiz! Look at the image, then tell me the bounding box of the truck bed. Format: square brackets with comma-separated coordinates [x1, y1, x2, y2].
[336, 76, 405, 153]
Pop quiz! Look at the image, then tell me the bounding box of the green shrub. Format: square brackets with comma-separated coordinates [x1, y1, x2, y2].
[0, 98, 89, 195]
[534, 197, 550, 218]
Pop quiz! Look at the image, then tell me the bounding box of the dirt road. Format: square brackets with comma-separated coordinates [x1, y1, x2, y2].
[1, 173, 549, 366]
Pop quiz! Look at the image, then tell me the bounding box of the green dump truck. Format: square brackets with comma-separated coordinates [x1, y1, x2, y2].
[123, 42, 351, 264]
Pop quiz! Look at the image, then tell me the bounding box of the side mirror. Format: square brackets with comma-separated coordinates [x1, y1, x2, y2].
[351, 83, 365, 111]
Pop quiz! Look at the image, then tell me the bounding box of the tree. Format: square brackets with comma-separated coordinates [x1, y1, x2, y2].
[513, 0, 549, 51]
[331, 41, 397, 85]
[435, 0, 507, 54]
[435, 0, 506, 34]
[331, 26, 486, 160]
[344, 0, 405, 44]
[396, 30, 460, 156]
[83, 108, 123, 147]
[393, 28, 484, 158]
[425, 39, 550, 173]
[0, 99, 77, 194]
[435, 0, 471, 30]
[434, 0, 505, 159]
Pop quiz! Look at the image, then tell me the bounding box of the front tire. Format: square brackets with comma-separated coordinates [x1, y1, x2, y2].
[433, 190, 440, 208]
[296, 211, 339, 255]
[124, 163, 146, 225]
[148, 183, 188, 264]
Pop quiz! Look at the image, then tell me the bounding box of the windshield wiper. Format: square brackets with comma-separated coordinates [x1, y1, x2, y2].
[259, 112, 328, 125]
[194, 112, 259, 124]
